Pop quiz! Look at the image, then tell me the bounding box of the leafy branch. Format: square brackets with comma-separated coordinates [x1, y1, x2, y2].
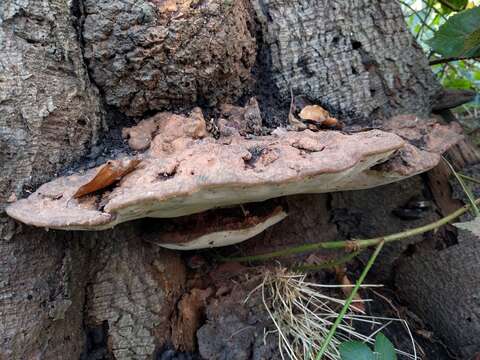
[400, 1, 480, 95]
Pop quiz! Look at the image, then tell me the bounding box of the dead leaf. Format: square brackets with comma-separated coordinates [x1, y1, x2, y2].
[299, 105, 339, 128]
[322, 116, 339, 127]
[454, 217, 480, 237]
[73, 158, 141, 198]
[299, 105, 331, 123]
[335, 266, 365, 313]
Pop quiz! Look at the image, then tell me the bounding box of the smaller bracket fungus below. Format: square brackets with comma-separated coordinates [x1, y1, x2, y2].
[6, 105, 462, 250]
[141, 202, 287, 250]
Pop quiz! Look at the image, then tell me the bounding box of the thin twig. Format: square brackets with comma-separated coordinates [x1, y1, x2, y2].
[397, 0, 434, 33]
[315, 241, 385, 359]
[430, 56, 480, 65]
[426, 2, 449, 22]
[416, 4, 433, 41]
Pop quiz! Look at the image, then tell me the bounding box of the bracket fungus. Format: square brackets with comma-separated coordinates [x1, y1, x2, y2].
[141, 203, 287, 250]
[6, 104, 462, 249]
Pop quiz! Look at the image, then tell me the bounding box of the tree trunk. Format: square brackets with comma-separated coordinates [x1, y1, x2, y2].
[1, 0, 477, 359]
[1, 0, 102, 357]
[252, 0, 440, 125]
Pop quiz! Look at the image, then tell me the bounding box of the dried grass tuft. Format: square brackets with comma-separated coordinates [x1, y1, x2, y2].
[247, 268, 417, 360]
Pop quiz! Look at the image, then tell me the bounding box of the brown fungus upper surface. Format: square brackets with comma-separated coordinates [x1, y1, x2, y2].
[7, 108, 462, 233]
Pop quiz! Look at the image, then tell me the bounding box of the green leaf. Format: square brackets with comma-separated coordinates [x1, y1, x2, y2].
[454, 217, 480, 236]
[339, 341, 375, 360]
[374, 333, 397, 360]
[427, 6, 480, 58]
[442, 77, 474, 89]
[438, 0, 468, 13]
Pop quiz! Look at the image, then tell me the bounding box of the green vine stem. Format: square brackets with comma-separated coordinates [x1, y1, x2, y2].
[443, 157, 480, 217]
[224, 198, 480, 263]
[315, 241, 385, 360]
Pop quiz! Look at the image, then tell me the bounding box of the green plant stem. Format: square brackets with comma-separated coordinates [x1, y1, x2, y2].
[224, 198, 480, 263]
[315, 241, 385, 360]
[443, 157, 480, 217]
[397, 0, 434, 32]
[293, 251, 362, 273]
[416, 4, 434, 41]
[429, 56, 479, 65]
[459, 173, 480, 185]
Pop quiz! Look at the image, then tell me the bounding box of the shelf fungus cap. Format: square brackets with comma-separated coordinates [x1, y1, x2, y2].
[6, 110, 461, 237]
[337, 115, 463, 189]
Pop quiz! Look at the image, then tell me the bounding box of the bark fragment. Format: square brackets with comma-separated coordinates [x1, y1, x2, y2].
[172, 288, 213, 352]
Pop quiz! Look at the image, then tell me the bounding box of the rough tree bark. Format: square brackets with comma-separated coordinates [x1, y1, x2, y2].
[252, 0, 440, 125]
[1, 0, 477, 359]
[0, 0, 102, 358]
